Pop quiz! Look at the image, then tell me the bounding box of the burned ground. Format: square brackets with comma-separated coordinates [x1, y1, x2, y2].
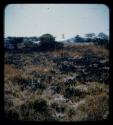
[4, 44, 109, 121]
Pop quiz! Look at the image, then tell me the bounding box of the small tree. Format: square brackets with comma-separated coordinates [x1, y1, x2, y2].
[98, 32, 109, 40]
[39, 34, 55, 44]
[39, 34, 56, 51]
[85, 33, 96, 42]
[74, 35, 85, 42]
[85, 33, 95, 38]
[94, 33, 109, 48]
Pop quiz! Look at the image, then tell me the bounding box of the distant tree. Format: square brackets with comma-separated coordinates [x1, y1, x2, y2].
[94, 33, 109, 48]
[39, 34, 55, 44]
[85, 33, 96, 42]
[98, 32, 109, 40]
[39, 34, 56, 51]
[30, 36, 39, 41]
[24, 41, 35, 48]
[74, 35, 85, 42]
[85, 33, 95, 38]
[8, 37, 23, 49]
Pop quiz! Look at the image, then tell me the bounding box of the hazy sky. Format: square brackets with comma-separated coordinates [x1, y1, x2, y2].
[4, 4, 109, 40]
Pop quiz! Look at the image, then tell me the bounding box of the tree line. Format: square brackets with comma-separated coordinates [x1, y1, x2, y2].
[72, 32, 109, 48]
[4, 32, 109, 51]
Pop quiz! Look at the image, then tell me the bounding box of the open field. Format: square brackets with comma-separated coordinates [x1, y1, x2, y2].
[4, 44, 109, 121]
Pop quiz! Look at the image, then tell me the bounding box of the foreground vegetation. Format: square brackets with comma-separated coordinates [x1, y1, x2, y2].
[4, 44, 109, 121]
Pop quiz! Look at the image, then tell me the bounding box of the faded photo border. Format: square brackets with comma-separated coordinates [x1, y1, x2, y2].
[0, 0, 112, 124]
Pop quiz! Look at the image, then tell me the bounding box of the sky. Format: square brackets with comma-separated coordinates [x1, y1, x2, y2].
[4, 4, 109, 40]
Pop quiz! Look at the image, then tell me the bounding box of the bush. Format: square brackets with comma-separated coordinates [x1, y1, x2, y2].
[67, 107, 76, 117]
[18, 98, 48, 120]
[5, 108, 19, 120]
[64, 87, 75, 98]
[52, 85, 62, 94]
[19, 78, 47, 90]
[33, 98, 48, 112]
[64, 87, 84, 98]
[51, 102, 66, 113]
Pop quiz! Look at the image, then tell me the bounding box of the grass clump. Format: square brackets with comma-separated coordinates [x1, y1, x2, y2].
[78, 93, 109, 120]
[51, 101, 66, 113]
[67, 107, 76, 118]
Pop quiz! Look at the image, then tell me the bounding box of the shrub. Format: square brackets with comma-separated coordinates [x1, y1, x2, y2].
[67, 107, 76, 117]
[64, 87, 75, 98]
[51, 102, 66, 113]
[64, 87, 84, 98]
[33, 98, 48, 112]
[5, 108, 19, 120]
[52, 85, 62, 94]
[19, 77, 47, 90]
[18, 97, 48, 120]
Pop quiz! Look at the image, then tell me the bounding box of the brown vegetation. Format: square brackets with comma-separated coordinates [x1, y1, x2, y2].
[4, 44, 109, 121]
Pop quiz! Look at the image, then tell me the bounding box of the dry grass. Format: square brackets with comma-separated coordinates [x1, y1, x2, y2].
[65, 44, 109, 58]
[26, 65, 50, 74]
[5, 64, 22, 80]
[78, 93, 109, 121]
[4, 44, 109, 121]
